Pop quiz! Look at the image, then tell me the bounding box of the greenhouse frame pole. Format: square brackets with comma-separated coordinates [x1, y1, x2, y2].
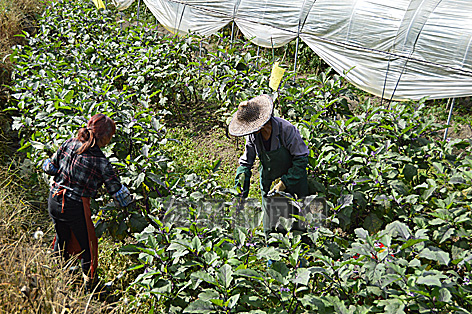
[230, 21, 235, 48]
[198, 41, 202, 77]
[293, 36, 300, 79]
[256, 46, 260, 69]
[443, 98, 455, 141]
[137, 0, 141, 25]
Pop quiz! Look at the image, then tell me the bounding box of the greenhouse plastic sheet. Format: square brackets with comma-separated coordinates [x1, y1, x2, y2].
[111, 0, 472, 100]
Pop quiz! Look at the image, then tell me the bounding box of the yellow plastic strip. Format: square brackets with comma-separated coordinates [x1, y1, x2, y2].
[92, 0, 106, 9]
[269, 62, 285, 91]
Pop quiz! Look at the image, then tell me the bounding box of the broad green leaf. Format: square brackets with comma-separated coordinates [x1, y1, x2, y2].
[400, 238, 427, 250]
[386, 221, 411, 240]
[235, 269, 264, 281]
[354, 228, 369, 240]
[128, 214, 148, 233]
[119, 244, 141, 254]
[209, 299, 224, 307]
[256, 247, 281, 261]
[438, 288, 452, 302]
[300, 295, 326, 311]
[419, 247, 450, 265]
[191, 271, 218, 286]
[422, 186, 436, 201]
[267, 269, 288, 285]
[234, 228, 246, 246]
[183, 300, 214, 313]
[449, 176, 466, 185]
[217, 264, 233, 289]
[363, 213, 383, 234]
[338, 194, 353, 208]
[416, 275, 443, 286]
[30, 141, 45, 150]
[227, 294, 240, 309]
[379, 299, 405, 314]
[292, 268, 310, 286]
[135, 172, 145, 188]
[192, 236, 202, 253]
[439, 228, 455, 244]
[403, 164, 417, 182]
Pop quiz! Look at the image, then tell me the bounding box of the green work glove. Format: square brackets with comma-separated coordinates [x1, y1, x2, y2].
[234, 165, 252, 198]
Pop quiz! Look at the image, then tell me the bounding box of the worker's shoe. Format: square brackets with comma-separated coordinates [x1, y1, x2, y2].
[83, 273, 99, 292]
[68, 266, 80, 275]
[83, 273, 109, 299]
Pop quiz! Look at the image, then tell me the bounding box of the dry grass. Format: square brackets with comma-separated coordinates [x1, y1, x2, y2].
[0, 0, 46, 103]
[0, 167, 125, 313]
[0, 0, 44, 59]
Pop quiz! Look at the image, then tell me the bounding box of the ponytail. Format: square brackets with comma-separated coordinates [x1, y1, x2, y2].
[76, 127, 96, 155]
[76, 114, 116, 155]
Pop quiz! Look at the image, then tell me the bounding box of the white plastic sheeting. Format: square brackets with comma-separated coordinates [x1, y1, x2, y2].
[111, 0, 472, 100]
[111, 0, 134, 10]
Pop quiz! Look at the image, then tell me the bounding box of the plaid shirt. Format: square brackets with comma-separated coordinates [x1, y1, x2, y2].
[44, 138, 122, 202]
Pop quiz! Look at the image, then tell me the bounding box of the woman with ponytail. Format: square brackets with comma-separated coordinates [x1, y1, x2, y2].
[42, 114, 132, 291]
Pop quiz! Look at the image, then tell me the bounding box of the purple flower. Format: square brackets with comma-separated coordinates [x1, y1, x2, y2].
[185, 83, 188, 87]
[446, 138, 451, 142]
[338, 160, 342, 164]
[245, 242, 255, 247]
[371, 151, 375, 156]
[352, 182, 357, 186]
[408, 292, 415, 297]
[132, 118, 137, 122]
[465, 277, 471, 285]
[375, 179, 379, 184]
[280, 287, 290, 292]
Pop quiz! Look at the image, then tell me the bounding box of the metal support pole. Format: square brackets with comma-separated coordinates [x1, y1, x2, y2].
[443, 98, 455, 141]
[270, 37, 275, 64]
[230, 21, 235, 49]
[293, 36, 300, 80]
[198, 41, 202, 77]
[119, 12, 124, 30]
[256, 46, 260, 69]
[137, 0, 141, 25]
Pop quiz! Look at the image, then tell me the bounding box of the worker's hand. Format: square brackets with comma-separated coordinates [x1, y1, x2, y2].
[112, 185, 133, 208]
[269, 180, 286, 196]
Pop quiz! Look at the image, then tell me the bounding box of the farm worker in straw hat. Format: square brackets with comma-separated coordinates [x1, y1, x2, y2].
[42, 114, 133, 291]
[229, 95, 309, 233]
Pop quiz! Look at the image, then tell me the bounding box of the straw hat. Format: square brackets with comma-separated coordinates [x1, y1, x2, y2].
[228, 95, 273, 137]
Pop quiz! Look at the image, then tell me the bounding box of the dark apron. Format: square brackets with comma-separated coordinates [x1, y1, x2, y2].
[51, 192, 98, 279]
[258, 135, 308, 232]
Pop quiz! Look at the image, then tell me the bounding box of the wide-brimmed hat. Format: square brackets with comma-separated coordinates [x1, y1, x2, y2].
[228, 95, 273, 137]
